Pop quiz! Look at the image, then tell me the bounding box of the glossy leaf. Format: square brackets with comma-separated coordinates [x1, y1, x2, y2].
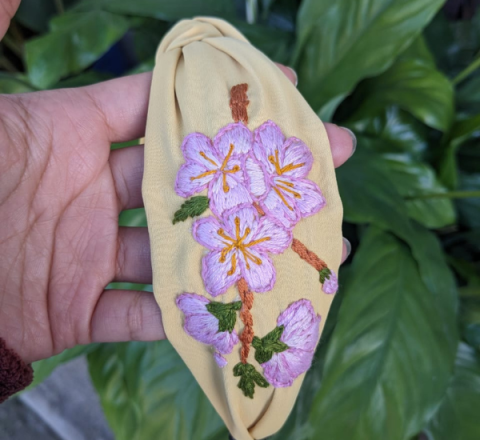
[294, 0, 444, 117]
[232, 20, 294, 64]
[88, 341, 228, 440]
[25, 11, 129, 89]
[381, 154, 456, 228]
[440, 114, 480, 188]
[27, 344, 98, 390]
[74, 0, 236, 21]
[351, 59, 454, 131]
[424, 343, 480, 440]
[308, 227, 457, 440]
[349, 107, 430, 158]
[457, 172, 480, 229]
[0, 73, 36, 94]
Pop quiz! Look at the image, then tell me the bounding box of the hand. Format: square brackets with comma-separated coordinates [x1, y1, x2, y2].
[0, 12, 354, 367]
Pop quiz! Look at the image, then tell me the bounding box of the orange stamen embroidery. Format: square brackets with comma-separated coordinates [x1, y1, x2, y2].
[268, 149, 305, 176]
[217, 217, 271, 273]
[273, 186, 294, 211]
[191, 144, 241, 190]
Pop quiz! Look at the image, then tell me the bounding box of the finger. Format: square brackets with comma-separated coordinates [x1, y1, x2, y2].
[341, 237, 352, 264]
[274, 63, 298, 86]
[90, 290, 165, 342]
[0, 0, 21, 39]
[324, 123, 357, 168]
[115, 227, 152, 284]
[82, 72, 152, 143]
[109, 145, 144, 210]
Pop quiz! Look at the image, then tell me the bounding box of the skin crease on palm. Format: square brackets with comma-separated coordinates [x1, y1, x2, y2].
[0, 0, 355, 365]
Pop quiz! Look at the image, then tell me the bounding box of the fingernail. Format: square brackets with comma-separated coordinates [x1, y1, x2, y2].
[343, 237, 351, 259]
[286, 66, 298, 87]
[340, 127, 357, 156]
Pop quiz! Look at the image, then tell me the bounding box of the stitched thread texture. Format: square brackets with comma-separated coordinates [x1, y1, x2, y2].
[173, 84, 336, 397]
[172, 196, 210, 224]
[230, 83, 249, 124]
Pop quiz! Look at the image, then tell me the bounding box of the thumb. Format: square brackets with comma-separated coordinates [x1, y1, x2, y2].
[0, 0, 21, 40]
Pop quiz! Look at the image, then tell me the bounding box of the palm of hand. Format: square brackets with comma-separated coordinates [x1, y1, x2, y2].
[0, 78, 158, 363]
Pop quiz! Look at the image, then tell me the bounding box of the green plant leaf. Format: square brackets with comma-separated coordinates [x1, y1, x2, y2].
[349, 107, 430, 158]
[74, 0, 236, 21]
[457, 173, 480, 229]
[172, 196, 210, 224]
[231, 20, 294, 64]
[88, 341, 228, 440]
[294, 0, 444, 117]
[27, 344, 98, 390]
[206, 300, 242, 333]
[381, 154, 456, 228]
[439, 114, 480, 189]
[350, 59, 454, 131]
[336, 149, 413, 234]
[424, 343, 480, 440]
[25, 11, 129, 89]
[307, 227, 458, 440]
[0, 72, 36, 94]
[252, 325, 289, 364]
[336, 148, 459, 318]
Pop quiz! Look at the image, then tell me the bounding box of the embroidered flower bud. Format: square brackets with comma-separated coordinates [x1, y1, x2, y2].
[193, 205, 292, 296]
[260, 299, 321, 387]
[322, 269, 338, 294]
[245, 120, 326, 229]
[176, 293, 240, 366]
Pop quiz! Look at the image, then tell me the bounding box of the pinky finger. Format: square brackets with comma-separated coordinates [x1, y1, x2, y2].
[90, 290, 165, 343]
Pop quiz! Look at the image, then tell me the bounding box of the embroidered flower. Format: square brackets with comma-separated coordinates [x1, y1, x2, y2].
[322, 270, 338, 294]
[261, 299, 321, 387]
[175, 123, 254, 216]
[245, 120, 326, 229]
[176, 293, 239, 366]
[193, 205, 292, 296]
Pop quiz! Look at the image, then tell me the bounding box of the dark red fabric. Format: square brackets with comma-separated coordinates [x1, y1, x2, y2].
[0, 337, 33, 403]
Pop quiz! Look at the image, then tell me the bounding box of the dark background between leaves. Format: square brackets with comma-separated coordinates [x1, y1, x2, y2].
[1, 0, 480, 439]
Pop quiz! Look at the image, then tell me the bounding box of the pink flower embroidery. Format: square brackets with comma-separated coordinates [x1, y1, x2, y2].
[322, 270, 338, 294]
[261, 299, 321, 387]
[175, 122, 254, 217]
[193, 205, 292, 296]
[246, 120, 326, 228]
[176, 293, 239, 366]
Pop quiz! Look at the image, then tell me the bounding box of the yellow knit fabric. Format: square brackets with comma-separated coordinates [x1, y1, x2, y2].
[142, 17, 343, 440]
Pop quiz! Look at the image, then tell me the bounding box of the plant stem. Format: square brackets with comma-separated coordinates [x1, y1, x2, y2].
[54, 0, 64, 14]
[237, 278, 254, 363]
[453, 53, 480, 85]
[2, 34, 23, 59]
[245, 0, 258, 24]
[0, 56, 17, 72]
[405, 190, 480, 200]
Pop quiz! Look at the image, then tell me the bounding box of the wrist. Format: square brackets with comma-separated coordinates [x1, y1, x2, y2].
[0, 337, 34, 403]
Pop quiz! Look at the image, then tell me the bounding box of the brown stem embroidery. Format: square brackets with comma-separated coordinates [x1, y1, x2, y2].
[230, 84, 249, 124]
[291, 238, 328, 271]
[237, 277, 254, 364]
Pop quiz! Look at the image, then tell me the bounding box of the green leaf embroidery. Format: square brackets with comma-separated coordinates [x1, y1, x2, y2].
[252, 325, 289, 364]
[319, 267, 332, 283]
[206, 301, 242, 333]
[233, 362, 269, 398]
[172, 196, 209, 224]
